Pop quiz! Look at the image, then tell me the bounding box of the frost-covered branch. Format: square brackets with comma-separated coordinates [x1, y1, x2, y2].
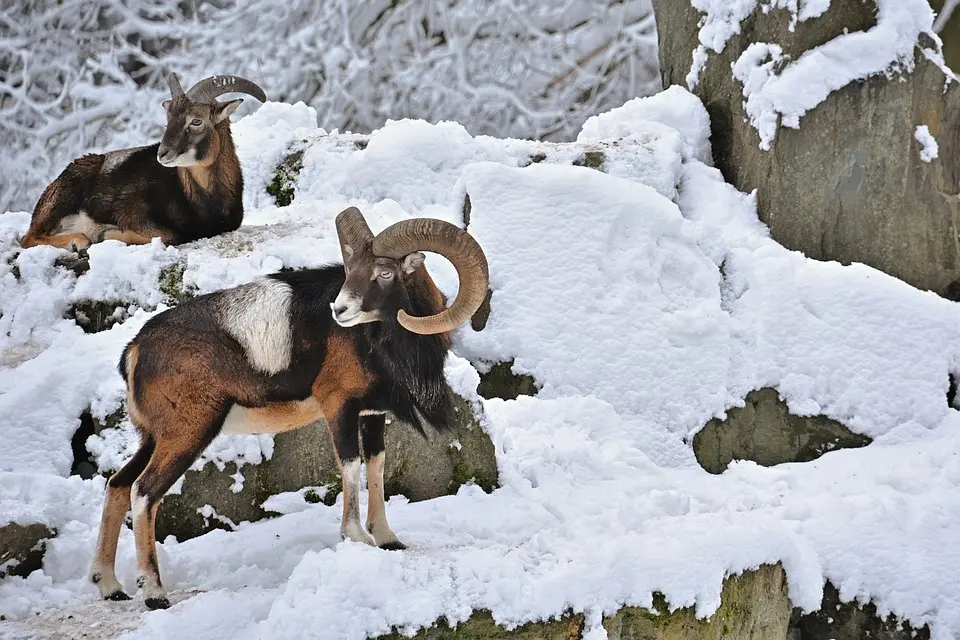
[934, 0, 960, 32]
[0, 0, 661, 214]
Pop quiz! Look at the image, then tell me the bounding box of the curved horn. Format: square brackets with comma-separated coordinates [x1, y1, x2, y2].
[185, 75, 267, 104]
[372, 218, 489, 335]
[335, 207, 374, 259]
[166, 72, 184, 98]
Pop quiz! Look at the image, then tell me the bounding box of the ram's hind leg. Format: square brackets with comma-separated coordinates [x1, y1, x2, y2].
[129, 408, 227, 609]
[19, 232, 92, 252]
[101, 228, 174, 246]
[90, 437, 155, 600]
[360, 413, 405, 550]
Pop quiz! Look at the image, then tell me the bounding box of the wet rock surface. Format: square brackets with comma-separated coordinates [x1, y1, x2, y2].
[693, 388, 871, 474]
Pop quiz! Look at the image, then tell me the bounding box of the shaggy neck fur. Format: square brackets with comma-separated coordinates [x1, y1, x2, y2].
[358, 268, 455, 433]
[177, 121, 241, 207]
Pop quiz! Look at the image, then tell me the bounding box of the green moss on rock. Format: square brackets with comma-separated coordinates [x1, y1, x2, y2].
[267, 148, 306, 207]
[573, 151, 605, 170]
[319, 469, 343, 507]
[477, 360, 539, 400]
[382, 394, 499, 501]
[303, 488, 324, 504]
[447, 441, 497, 495]
[692, 388, 872, 474]
[375, 610, 585, 640]
[159, 261, 194, 305]
[603, 564, 789, 639]
[374, 564, 789, 639]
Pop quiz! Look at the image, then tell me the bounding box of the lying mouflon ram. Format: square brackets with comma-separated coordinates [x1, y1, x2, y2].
[88, 207, 490, 610]
[19, 73, 266, 251]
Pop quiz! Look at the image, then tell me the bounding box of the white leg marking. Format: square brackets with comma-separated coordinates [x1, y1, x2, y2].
[54, 210, 117, 243]
[220, 405, 258, 435]
[216, 279, 293, 375]
[220, 400, 322, 436]
[130, 486, 166, 603]
[365, 452, 403, 548]
[340, 458, 376, 546]
[89, 555, 125, 599]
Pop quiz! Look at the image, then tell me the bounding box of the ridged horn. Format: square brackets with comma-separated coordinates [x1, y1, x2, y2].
[166, 73, 184, 98]
[372, 218, 489, 335]
[335, 207, 374, 260]
[185, 75, 267, 104]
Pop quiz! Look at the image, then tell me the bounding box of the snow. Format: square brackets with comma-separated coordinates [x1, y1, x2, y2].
[915, 125, 940, 162]
[688, 0, 945, 150]
[70, 239, 180, 310]
[577, 85, 714, 165]
[2, 84, 960, 639]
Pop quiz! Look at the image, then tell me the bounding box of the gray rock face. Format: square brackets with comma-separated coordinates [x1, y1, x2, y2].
[155, 425, 328, 541]
[156, 394, 497, 541]
[0, 522, 55, 579]
[693, 388, 871, 474]
[651, 0, 960, 297]
[373, 564, 791, 640]
[790, 581, 931, 640]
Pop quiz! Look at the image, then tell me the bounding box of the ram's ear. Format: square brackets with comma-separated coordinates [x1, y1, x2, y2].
[401, 252, 425, 274]
[214, 98, 243, 123]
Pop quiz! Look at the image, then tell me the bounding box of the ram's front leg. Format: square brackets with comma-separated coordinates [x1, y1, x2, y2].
[326, 401, 376, 546]
[360, 413, 406, 550]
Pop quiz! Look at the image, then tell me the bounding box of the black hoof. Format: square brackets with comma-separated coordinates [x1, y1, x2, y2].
[144, 596, 170, 610]
[379, 541, 407, 551]
[105, 591, 131, 602]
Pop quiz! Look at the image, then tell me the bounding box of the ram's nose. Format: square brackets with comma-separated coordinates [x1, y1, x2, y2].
[157, 147, 176, 166]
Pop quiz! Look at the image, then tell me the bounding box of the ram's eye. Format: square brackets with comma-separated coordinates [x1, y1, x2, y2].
[190, 118, 202, 127]
[378, 270, 394, 280]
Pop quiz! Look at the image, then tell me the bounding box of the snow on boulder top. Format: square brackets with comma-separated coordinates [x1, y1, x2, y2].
[686, 0, 944, 150]
[578, 85, 713, 165]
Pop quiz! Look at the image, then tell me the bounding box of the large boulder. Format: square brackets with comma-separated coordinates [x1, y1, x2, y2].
[0, 522, 55, 579]
[651, 0, 960, 297]
[693, 388, 872, 474]
[155, 394, 497, 541]
[374, 563, 791, 640]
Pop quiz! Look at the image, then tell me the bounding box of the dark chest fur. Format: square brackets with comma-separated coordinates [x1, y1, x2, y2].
[272, 268, 456, 433]
[88, 144, 243, 241]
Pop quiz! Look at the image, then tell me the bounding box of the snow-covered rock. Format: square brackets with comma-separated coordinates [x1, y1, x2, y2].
[651, 0, 960, 297]
[1, 86, 959, 639]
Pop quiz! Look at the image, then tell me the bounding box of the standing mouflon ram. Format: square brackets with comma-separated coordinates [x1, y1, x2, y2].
[19, 73, 266, 251]
[88, 207, 490, 610]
